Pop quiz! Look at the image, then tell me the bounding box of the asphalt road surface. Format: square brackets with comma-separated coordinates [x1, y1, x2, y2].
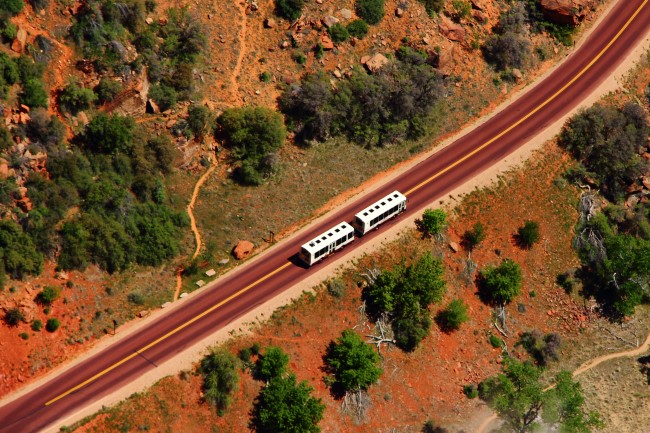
[1, 1, 649, 431]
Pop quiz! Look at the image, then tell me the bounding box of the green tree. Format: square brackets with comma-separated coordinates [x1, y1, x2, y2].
[479, 359, 601, 433]
[200, 348, 240, 415]
[559, 103, 649, 201]
[517, 220, 540, 249]
[462, 221, 487, 251]
[478, 259, 523, 305]
[479, 358, 544, 433]
[483, 32, 531, 71]
[58, 82, 97, 114]
[355, 0, 384, 25]
[252, 373, 325, 433]
[256, 346, 290, 381]
[83, 113, 136, 154]
[543, 371, 603, 432]
[20, 78, 48, 108]
[46, 317, 60, 332]
[4, 307, 25, 326]
[95, 78, 122, 104]
[275, 0, 304, 20]
[0, 0, 24, 16]
[418, 208, 447, 239]
[436, 299, 469, 332]
[392, 307, 431, 352]
[0, 220, 44, 278]
[216, 106, 286, 185]
[324, 329, 382, 393]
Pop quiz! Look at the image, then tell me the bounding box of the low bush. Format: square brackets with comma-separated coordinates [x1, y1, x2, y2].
[275, 0, 304, 20]
[517, 220, 540, 249]
[356, 0, 384, 25]
[489, 335, 504, 349]
[418, 0, 444, 17]
[127, 292, 145, 306]
[4, 307, 24, 326]
[20, 78, 49, 108]
[95, 78, 123, 104]
[328, 23, 349, 44]
[200, 348, 240, 415]
[436, 299, 469, 332]
[59, 82, 97, 114]
[36, 285, 61, 305]
[463, 383, 478, 399]
[31, 319, 42, 331]
[19, 332, 29, 340]
[46, 318, 60, 332]
[347, 19, 368, 39]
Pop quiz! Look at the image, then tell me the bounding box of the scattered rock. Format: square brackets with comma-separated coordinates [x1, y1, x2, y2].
[539, 0, 595, 26]
[17, 196, 32, 212]
[471, 0, 486, 10]
[320, 35, 334, 50]
[233, 240, 254, 260]
[264, 18, 276, 28]
[19, 104, 30, 113]
[395, 7, 404, 18]
[138, 310, 149, 318]
[77, 111, 89, 126]
[472, 10, 487, 23]
[360, 55, 371, 65]
[145, 17, 154, 25]
[332, 69, 342, 78]
[55, 271, 69, 280]
[0, 159, 8, 179]
[195, 280, 205, 288]
[439, 15, 466, 42]
[642, 176, 650, 190]
[249, 1, 259, 12]
[339, 8, 352, 20]
[363, 53, 390, 73]
[322, 15, 339, 29]
[218, 258, 230, 265]
[205, 269, 216, 277]
[11, 27, 27, 53]
[280, 40, 290, 49]
[511, 68, 523, 82]
[161, 301, 172, 308]
[179, 292, 188, 298]
[436, 44, 455, 76]
[448, 241, 460, 253]
[19, 112, 30, 124]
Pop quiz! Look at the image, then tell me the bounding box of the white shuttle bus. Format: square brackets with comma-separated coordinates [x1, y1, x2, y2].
[353, 191, 407, 235]
[299, 222, 355, 266]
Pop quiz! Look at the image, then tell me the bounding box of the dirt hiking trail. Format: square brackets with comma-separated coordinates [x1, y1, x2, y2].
[475, 331, 650, 433]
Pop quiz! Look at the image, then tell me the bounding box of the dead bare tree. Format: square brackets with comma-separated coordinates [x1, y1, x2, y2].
[358, 267, 381, 286]
[341, 389, 371, 424]
[366, 313, 395, 355]
[494, 303, 509, 338]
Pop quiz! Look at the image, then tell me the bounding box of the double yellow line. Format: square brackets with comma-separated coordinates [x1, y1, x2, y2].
[46, 0, 648, 407]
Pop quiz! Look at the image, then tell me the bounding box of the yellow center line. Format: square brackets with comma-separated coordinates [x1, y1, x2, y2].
[45, 262, 293, 406]
[45, 0, 648, 408]
[404, 0, 648, 197]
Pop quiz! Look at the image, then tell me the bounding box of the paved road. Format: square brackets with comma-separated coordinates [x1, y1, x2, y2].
[1, 1, 649, 431]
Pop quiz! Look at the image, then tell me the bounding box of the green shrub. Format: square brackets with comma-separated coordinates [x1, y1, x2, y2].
[488, 335, 504, 349]
[417, 208, 447, 238]
[1, 20, 17, 41]
[324, 329, 382, 392]
[31, 319, 42, 331]
[436, 299, 469, 332]
[313, 43, 324, 59]
[187, 104, 212, 137]
[259, 71, 272, 83]
[127, 292, 145, 306]
[275, 0, 304, 20]
[346, 19, 368, 39]
[4, 307, 25, 326]
[462, 221, 486, 250]
[200, 348, 240, 415]
[418, 0, 444, 17]
[256, 346, 289, 381]
[19, 332, 29, 340]
[20, 78, 48, 108]
[328, 23, 349, 44]
[463, 383, 478, 398]
[356, 0, 384, 25]
[36, 285, 61, 305]
[149, 83, 178, 112]
[82, 112, 136, 154]
[59, 82, 97, 114]
[95, 78, 123, 104]
[517, 220, 540, 249]
[478, 259, 523, 305]
[46, 317, 60, 332]
[293, 52, 306, 65]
